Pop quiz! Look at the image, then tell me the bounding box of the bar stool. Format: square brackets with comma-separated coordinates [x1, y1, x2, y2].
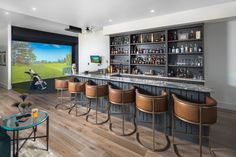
[67, 80, 89, 116]
[55, 79, 69, 109]
[85, 81, 110, 125]
[172, 94, 217, 157]
[108, 85, 136, 136]
[135, 89, 170, 151]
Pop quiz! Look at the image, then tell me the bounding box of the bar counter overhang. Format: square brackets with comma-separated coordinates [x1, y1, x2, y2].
[72, 73, 213, 144]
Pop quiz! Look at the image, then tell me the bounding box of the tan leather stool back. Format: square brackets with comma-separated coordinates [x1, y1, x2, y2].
[136, 89, 168, 114]
[172, 94, 217, 125]
[55, 79, 69, 90]
[109, 85, 134, 105]
[68, 81, 85, 93]
[85, 83, 108, 98]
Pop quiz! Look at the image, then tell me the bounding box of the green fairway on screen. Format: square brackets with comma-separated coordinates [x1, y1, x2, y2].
[12, 41, 72, 84]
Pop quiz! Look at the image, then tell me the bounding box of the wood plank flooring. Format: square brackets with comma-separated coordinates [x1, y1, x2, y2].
[0, 88, 235, 157]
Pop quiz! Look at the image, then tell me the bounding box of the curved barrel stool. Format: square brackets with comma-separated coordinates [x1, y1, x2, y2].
[68, 80, 89, 116]
[55, 79, 69, 109]
[136, 89, 170, 151]
[172, 94, 217, 157]
[108, 85, 136, 136]
[85, 82, 110, 125]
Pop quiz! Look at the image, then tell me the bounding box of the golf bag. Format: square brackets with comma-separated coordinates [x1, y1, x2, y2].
[25, 69, 47, 90]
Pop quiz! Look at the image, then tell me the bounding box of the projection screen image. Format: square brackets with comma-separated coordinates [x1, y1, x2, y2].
[12, 41, 72, 84]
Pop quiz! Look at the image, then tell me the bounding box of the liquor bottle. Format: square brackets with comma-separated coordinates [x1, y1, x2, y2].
[140, 34, 143, 43]
[171, 70, 174, 77]
[189, 44, 193, 53]
[176, 47, 180, 53]
[155, 34, 159, 42]
[132, 35, 136, 43]
[174, 31, 177, 40]
[180, 45, 184, 53]
[160, 34, 165, 42]
[172, 46, 176, 53]
[190, 30, 195, 39]
[151, 33, 154, 42]
[198, 46, 202, 52]
[186, 69, 190, 78]
[194, 44, 198, 52]
[185, 44, 188, 53]
[118, 48, 121, 54]
[143, 34, 147, 43]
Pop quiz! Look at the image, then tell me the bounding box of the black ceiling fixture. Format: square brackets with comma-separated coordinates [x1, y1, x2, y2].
[65, 25, 82, 33]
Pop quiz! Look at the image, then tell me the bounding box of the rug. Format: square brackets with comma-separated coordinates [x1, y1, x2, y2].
[13, 140, 54, 157]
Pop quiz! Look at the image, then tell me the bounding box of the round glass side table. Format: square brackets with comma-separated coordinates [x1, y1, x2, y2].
[1, 110, 49, 157]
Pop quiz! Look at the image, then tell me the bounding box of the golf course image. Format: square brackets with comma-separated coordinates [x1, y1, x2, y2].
[12, 41, 72, 84]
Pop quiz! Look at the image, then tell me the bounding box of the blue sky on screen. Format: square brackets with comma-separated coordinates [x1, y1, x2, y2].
[30, 42, 72, 62]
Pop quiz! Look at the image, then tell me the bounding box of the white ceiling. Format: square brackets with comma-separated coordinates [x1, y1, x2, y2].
[0, 8, 78, 36]
[0, 0, 235, 35]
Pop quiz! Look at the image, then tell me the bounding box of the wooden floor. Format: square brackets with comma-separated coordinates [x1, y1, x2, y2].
[0, 88, 235, 157]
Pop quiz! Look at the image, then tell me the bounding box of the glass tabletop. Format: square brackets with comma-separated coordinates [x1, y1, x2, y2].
[1, 110, 48, 131]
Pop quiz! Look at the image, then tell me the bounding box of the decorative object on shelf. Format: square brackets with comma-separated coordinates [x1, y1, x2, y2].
[196, 30, 201, 39]
[72, 63, 77, 75]
[0, 51, 6, 66]
[178, 32, 189, 40]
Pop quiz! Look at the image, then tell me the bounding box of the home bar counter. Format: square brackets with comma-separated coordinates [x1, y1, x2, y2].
[73, 73, 212, 144]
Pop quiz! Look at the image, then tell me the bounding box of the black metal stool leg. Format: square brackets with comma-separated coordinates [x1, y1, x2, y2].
[16, 131, 19, 157]
[110, 103, 136, 136]
[86, 97, 109, 125]
[13, 131, 15, 157]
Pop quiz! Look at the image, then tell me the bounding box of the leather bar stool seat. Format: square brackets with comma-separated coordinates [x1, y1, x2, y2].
[68, 80, 89, 116]
[55, 79, 70, 109]
[85, 81, 110, 125]
[172, 94, 217, 157]
[136, 89, 170, 151]
[108, 85, 136, 136]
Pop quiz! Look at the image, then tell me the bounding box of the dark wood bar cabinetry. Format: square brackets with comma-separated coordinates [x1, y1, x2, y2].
[110, 24, 204, 83]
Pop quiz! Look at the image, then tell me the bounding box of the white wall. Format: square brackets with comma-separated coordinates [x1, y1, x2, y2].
[0, 24, 11, 89]
[78, 31, 109, 72]
[103, 1, 236, 35]
[205, 20, 236, 110]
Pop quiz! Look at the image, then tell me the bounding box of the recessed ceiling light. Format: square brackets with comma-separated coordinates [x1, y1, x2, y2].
[150, 9, 155, 13]
[108, 19, 113, 22]
[4, 11, 9, 15]
[32, 7, 37, 11]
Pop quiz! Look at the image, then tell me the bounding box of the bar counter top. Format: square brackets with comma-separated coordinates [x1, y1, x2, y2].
[73, 73, 212, 93]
